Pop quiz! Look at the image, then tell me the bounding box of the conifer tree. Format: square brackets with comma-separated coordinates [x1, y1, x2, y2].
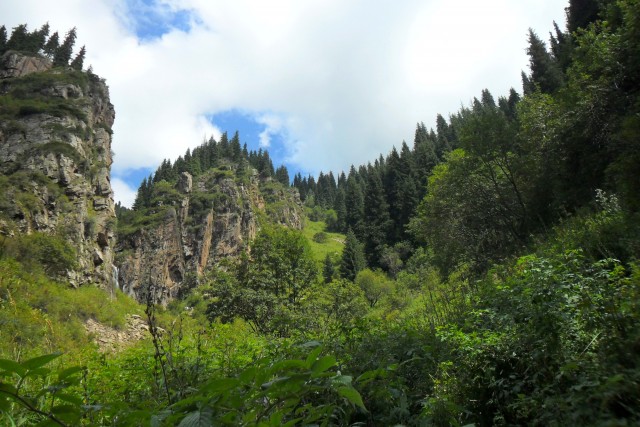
[28, 23, 49, 53]
[43, 31, 59, 57]
[322, 254, 335, 284]
[0, 26, 6, 53]
[525, 29, 563, 93]
[567, 0, 601, 33]
[275, 165, 290, 186]
[6, 24, 28, 52]
[340, 229, 366, 281]
[333, 188, 347, 232]
[230, 131, 242, 161]
[363, 169, 391, 268]
[219, 132, 230, 158]
[413, 122, 438, 192]
[344, 174, 364, 236]
[53, 27, 76, 67]
[435, 114, 452, 160]
[70, 45, 85, 70]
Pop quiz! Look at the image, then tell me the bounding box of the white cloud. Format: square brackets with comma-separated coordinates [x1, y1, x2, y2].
[257, 114, 286, 148]
[111, 177, 138, 209]
[0, 0, 567, 204]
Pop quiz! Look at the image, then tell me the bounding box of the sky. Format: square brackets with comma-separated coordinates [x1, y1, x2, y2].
[0, 0, 567, 207]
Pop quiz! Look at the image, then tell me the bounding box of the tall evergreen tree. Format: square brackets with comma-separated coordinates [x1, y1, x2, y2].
[70, 45, 85, 70]
[230, 131, 242, 161]
[525, 29, 564, 93]
[344, 174, 364, 236]
[53, 27, 76, 67]
[6, 24, 28, 52]
[332, 188, 347, 232]
[363, 169, 391, 268]
[412, 122, 438, 192]
[567, 0, 602, 33]
[275, 165, 290, 186]
[322, 254, 335, 284]
[43, 31, 59, 57]
[340, 229, 366, 281]
[0, 26, 7, 53]
[435, 114, 453, 159]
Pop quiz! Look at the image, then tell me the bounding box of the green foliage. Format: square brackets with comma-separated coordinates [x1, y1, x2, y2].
[355, 269, 394, 308]
[301, 219, 345, 265]
[206, 226, 318, 335]
[313, 231, 328, 243]
[0, 233, 76, 279]
[0, 352, 87, 426]
[0, 258, 142, 358]
[425, 250, 640, 425]
[340, 229, 366, 281]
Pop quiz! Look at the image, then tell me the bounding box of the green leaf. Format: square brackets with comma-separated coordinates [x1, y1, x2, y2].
[332, 375, 353, 387]
[337, 386, 366, 411]
[304, 346, 323, 368]
[201, 377, 240, 394]
[0, 382, 18, 395]
[270, 359, 307, 374]
[57, 366, 83, 381]
[55, 392, 83, 406]
[311, 356, 336, 376]
[51, 404, 78, 415]
[21, 353, 62, 371]
[0, 359, 26, 378]
[23, 367, 50, 378]
[355, 368, 385, 384]
[178, 407, 214, 427]
[238, 366, 256, 384]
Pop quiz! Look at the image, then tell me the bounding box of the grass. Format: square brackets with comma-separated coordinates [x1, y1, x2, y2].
[0, 258, 144, 359]
[302, 219, 345, 264]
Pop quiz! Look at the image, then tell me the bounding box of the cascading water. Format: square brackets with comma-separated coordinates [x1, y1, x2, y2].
[112, 265, 119, 291]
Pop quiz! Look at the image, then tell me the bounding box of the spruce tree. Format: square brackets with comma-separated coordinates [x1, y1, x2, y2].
[333, 188, 347, 232]
[363, 169, 391, 268]
[340, 229, 366, 281]
[70, 45, 85, 70]
[275, 165, 290, 186]
[412, 122, 438, 192]
[322, 254, 335, 284]
[344, 174, 364, 236]
[435, 114, 452, 160]
[6, 24, 28, 52]
[43, 31, 59, 57]
[0, 26, 7, 54]
[53, 27, 76, 67]
[525, 29, 563, 93]
[230, 131, 242, 161]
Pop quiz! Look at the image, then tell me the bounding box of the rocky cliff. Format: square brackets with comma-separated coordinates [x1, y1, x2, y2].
[0, 51, 117, 287]
[116, 168, 304, 306]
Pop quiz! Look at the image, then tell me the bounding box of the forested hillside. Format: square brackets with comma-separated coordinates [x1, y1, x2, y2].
[1, 0, 640, 425]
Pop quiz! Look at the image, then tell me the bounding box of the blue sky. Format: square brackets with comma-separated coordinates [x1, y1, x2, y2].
[117, 0, 308, 194]
[0, 0, 568, 206]
[125, 0, 195, 41]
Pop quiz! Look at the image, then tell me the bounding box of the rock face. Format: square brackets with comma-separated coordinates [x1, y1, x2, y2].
[0, 51, 52, 79]
[116, 170, 304, 306]
[0, 52, 117, 287]
[85, 314, 149, 353]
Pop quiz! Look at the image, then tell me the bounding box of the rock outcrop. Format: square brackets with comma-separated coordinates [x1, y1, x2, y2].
[0, 51, 52, 79]
[85, 314, 149, 353]
[0, 52, 117, 287]
[116, 169, 304, 306]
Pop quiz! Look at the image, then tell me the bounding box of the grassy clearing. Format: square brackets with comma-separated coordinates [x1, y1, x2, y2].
[302, 219, 345, 264]
[0, 258, 144, 359]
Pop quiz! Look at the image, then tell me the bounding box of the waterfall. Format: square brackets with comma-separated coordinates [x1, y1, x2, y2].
[112, 265, 119, 291]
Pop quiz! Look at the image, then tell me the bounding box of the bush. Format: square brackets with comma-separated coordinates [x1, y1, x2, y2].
[0, 233, 76, 278]
[313, 231, 328, 243]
